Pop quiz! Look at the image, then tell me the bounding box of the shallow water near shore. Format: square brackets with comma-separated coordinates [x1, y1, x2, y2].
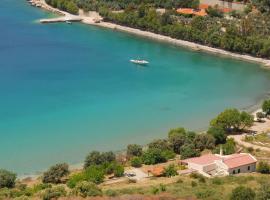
[1, 0, 270, 175]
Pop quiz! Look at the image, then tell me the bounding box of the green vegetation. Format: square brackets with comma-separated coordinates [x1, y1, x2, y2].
[42, 186, 66, 200]
[2, 105, 269, 199]
[130, 156, 142, 167]
[244, 133, 270, 148]
[45, 0, 79, 14]
[207, 126, 227, 145]
[46, 0, 270, 60]
[68, 165, 105, 186]
[127, 144, 143, 158]
[73, 181, 102, 197]
[194, 133, 215, 151]
[257, 182, 270, 200]
[210, 109, 253, 132]
[162, 164, 178, 177]
[0, 169, 16, 189]
[42, 163, 69, 184]
[84, 151, 116, 168]
[230, 186, 256, 200]
[257, 161, 270, 174]
[141, 148, 168, 164]
[262, 99, 270, 115]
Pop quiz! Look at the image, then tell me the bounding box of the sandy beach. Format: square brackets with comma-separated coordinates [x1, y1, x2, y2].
[29, 0, 270, 68]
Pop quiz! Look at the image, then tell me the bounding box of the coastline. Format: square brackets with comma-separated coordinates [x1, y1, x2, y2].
[30, 0, 270, 68]
[17, 0, 270, 180]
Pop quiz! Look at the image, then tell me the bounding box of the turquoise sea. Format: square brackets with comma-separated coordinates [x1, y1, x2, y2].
[1, 0, 270, 175]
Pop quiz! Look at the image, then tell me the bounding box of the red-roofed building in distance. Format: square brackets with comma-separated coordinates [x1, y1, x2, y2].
[181, 152, 257, 177]
[176, 8, 208, 16]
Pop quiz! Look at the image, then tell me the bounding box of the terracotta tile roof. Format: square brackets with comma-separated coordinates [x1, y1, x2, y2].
[182, 153, 257, 169]
[199, 4, 210, 9]
[221, 8, 233, 13]
[149, 166, 165, 176]
[223, 154, 257, 169]
[195, 9, 207, 16]
[176, 8, 208, 16]
[182, 154, 220, 165]
[177, 8, 194, 15]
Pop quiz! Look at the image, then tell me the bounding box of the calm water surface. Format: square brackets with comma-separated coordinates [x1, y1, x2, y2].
[1, 0, 270, 175]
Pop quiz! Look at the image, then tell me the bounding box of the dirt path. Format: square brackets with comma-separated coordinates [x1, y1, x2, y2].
[229, 134, 270, 152]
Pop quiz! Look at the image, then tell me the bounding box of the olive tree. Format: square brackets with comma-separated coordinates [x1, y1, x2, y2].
[84, 151, 116, 169]
[42, 163, 69, 184]
[127, 144, 142, 158]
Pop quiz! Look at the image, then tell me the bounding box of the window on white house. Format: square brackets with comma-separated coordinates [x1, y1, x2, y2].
[248, 166, 250, 171]
[238, 169, 240, 173]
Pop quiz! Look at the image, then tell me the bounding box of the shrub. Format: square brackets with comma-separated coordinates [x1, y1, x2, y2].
[113, 164, 124, 177]
[67, 165, 105, 188]
[257, 182, 270, 200]
[257, 161, 270, 174]
[176, 178, 183, 183]
[142, 148, 167, 165]
[0, 169, 16, 189]
[230, 186, 255, 200]
[0, 188, 11, 199]
[198, 176, 206, 183]
[42, 186, 66, 200]
[212, 177, 223, 185]
[67, 173, 84, 188]
[163, 164, 178, 177]
[84, 165, 105, 184]
[74, 181, 102, 197]
[14, 196, 30, 200]
[168, 127, 187, 154]
[151, 187, 159, 194]
[190, 172, 206, 183]
[31, 183, 52, 193]
[148, 139, 171, 151]
[191, 181, 197, 187]
[180, 144, 200, 159]
[130, 157, 142, 168]
[194, 133, 216, 151]
[161, 150, 176, 160]
[222, 138, 236, 155]
[84, 151, 116, 169]
[247, 147, 254, 153]
[262, 100, 270, 115]
[256, 112, 265, 121]
[42, 163, 69, 184]
[195, 189, 215, 199]
[159, 184, 166, 192]
[207, 126, 227, 145]
[105, 189, 118, 197]
[127, 144, 143, 158]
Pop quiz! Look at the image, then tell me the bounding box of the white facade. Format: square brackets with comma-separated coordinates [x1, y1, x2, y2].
[183, 153, 257, 177]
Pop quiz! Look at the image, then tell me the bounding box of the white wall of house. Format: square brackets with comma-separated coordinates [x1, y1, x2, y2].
[228, 163, 256, 175]
[188, 163, 204, 172]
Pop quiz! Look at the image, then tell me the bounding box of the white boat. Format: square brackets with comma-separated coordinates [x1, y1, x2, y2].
[66, 21, 72, 24]
[130, 59, 149, 65]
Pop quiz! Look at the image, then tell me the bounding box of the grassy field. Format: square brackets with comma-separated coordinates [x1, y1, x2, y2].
[244, 133, 270, 148]
[99, 173, 268, 200]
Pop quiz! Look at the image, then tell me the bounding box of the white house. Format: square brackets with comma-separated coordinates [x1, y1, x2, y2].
[182, 153, 257, 177]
